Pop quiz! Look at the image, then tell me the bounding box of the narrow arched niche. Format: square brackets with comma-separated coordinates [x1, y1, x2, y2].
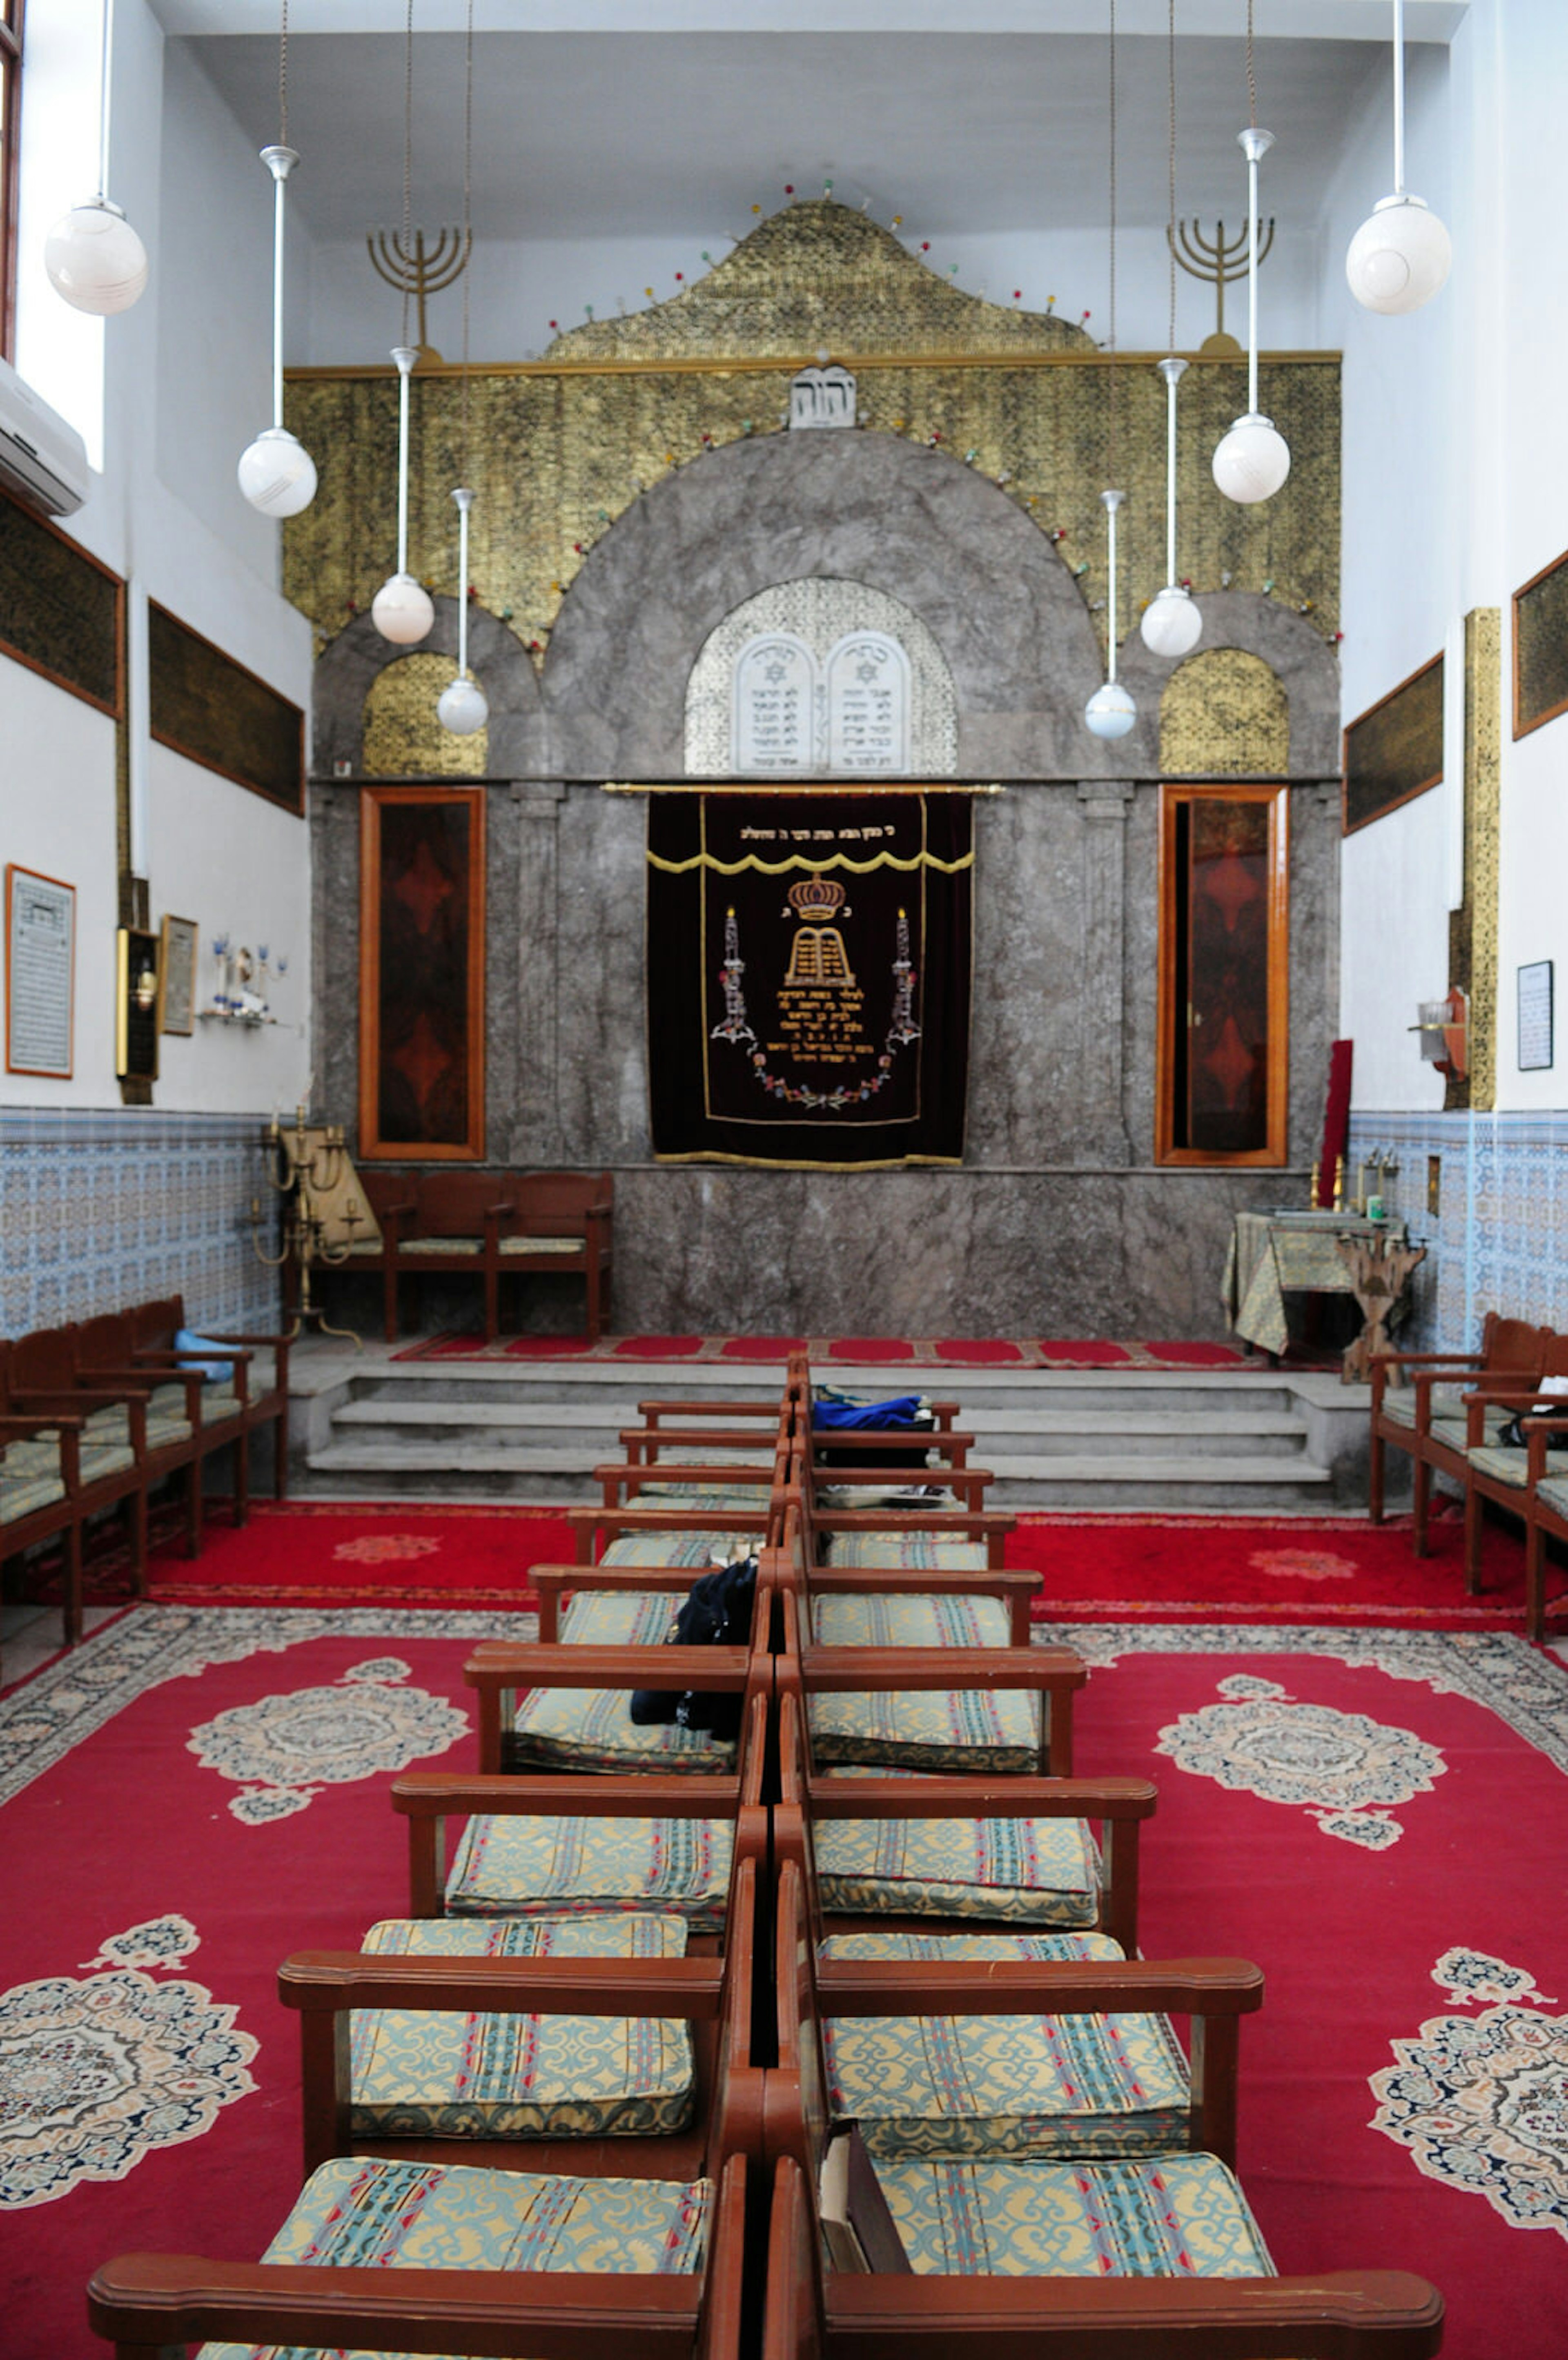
[1160, 648, 1290, 777]
[362, 652, 490, 779]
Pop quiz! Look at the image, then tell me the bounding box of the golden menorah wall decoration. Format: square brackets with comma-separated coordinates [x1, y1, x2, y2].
[1169, 216, 1276, 354]
[366, 225, 473, 365]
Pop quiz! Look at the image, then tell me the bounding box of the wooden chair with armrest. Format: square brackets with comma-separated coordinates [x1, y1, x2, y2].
[1521, 1415, 1568, 1643]
[74, 1307, 244, 1558]
[0, 1405, 84, 1666]
[127, 1291, 293, 1502]
[1368, 1313, 1548, 1552]
[762, 2149, 1443, 2360]
[1454, 1334, 1568, 1602]
[0, 1329, 150, 1612]
[464, 1632, 773, 1778]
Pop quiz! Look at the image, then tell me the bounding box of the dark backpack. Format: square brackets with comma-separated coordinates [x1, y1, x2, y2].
[628, 1555, 758, 1738]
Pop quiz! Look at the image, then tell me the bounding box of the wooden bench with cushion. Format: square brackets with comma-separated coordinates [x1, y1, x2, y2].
[1369, 1313, 1549, 1552]
[346, 1167, 614, 1343]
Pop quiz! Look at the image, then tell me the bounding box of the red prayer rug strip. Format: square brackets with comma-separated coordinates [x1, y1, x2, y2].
[390, 1330, 1253, 1367]
[1, 1612, 1566, 2359]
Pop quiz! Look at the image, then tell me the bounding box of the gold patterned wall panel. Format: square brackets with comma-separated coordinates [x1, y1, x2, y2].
[1159, 650, 1290, 777]
[1448, 607, 1501, 1113]
[362, 652, 489, 779]
[284, 200, 1340, 675]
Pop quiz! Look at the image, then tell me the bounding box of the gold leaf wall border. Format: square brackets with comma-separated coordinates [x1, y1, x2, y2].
[283, 200, 1339, 669]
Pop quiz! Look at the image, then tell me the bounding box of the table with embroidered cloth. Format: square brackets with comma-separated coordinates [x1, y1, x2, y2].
[1223, 1208, 1411, 1360]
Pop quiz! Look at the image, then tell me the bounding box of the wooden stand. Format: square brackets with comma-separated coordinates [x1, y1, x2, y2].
[1335, 1232, 1427, 1385]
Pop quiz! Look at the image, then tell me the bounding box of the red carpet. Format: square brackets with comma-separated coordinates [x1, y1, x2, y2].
[3, 1611, 1566, 2358]
[1011, 1508, 1545, 1629]
[392, 1331, 1253, 1369]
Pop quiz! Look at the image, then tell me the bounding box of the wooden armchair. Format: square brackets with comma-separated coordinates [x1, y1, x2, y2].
[0, 1329, 150, 1614]
[0, 1405, 84, 1670]
[1455, 1335, 1568, 1602]
[350, 1167, 615, 1344]
[1521, 1416, 1568, 1643]
[465, 1632, 774, 1778]
[74, 1307, 243, 1557]
[127, 1292, 292, 1501]
[1368, 1313, 1548, 1551]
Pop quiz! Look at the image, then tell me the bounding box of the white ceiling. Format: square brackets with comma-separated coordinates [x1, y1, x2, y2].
[181, 25, 1435, 244]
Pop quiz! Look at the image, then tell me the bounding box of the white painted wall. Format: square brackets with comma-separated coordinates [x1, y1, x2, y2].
[2, 0, 314, 1116]
[1332, 0, 1568, 1117]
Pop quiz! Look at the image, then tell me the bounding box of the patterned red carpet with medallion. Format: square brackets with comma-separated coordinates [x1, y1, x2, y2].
[1, 1609, 1565, 2358]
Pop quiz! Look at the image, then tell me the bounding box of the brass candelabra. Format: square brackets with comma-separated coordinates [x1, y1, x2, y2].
[252, 1104, 365, 1347]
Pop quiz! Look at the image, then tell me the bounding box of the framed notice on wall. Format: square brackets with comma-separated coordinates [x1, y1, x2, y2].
[5, 864, 75, 1079]
[1518, 960, 1554, 1072]
[158, 914, 198, 1035]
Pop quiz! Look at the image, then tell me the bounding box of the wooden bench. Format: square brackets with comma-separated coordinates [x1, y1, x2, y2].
[344, 1167, 613, 1344]
[1369, 1313, 1549, 1551]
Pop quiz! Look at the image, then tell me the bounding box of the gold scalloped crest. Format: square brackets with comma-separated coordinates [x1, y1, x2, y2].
[544, 200, 1095, 363]
[1160, 650, 1291, 777]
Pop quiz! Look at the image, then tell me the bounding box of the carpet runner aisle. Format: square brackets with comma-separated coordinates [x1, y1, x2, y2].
[1, 1599, 1566, 2357]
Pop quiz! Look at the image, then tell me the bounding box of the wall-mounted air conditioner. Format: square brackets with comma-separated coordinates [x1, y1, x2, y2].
[0, 356, 89, 518]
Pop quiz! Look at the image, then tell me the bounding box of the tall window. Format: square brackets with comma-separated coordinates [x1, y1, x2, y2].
[0, 0, 21, 360]
[1156, 781, 1290, 1166]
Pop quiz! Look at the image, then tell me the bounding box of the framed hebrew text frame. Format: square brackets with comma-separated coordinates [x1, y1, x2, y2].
[358, 783, 486, 1161]
[158, 913, 198, 1035]
[0, 489, 122, 716]
[1518, 960, 1554, 1072]
[1156, 781, 1290, 1168]
[148, 601, 305, 814]
[1342, 652, 1444, 835]
[5, 864, 75, 1079]
[1513, 546, 1568, 740]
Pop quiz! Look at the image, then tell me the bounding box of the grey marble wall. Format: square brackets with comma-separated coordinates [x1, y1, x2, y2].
[311, 429, 1342, 1339]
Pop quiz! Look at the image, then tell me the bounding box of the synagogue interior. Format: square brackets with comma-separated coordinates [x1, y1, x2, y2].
[1, 2, 1566, 2355]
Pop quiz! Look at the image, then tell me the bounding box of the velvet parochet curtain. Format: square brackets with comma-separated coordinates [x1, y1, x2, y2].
[646, 791, 973, 1168]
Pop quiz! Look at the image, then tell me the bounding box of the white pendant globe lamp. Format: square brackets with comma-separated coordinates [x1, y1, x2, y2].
[238, 147, 317, 517]
[1142, 359, 1202, 657]
[44, 0, 148, 315]
[438, 488, 487, 734]
[1345, 0, 1451, 314]
[372, 345, 435, 644]
[1085, 490, 1136, 741]
[1212, 126, 1290, 505]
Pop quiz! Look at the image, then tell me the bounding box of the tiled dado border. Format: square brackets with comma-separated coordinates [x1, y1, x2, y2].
[0, 1109, 283, 1341]
[1348, 1109, 1568, 1351]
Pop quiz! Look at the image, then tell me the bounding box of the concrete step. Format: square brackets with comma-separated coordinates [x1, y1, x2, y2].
[327, 1396, 1313, 1464]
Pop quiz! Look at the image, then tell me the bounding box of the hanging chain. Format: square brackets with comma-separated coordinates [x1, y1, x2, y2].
[278, 0, 288, 147]
[461, 0, 473, 474]
[400, 0, 415, 343]
[1107, 0, 1118, 483]
[1167, 0, 1177, 351]
[1245, 0, 1257, 129]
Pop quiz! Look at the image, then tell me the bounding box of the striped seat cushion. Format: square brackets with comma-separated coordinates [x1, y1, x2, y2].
[446, 1811, 735, 1929]
[1380, 1385, 1476, 1430]
[599, 1532, 758, 1568]
[813, 1788, 1101, 1927]
[348, 1915, 694, 2141]
[823, 1531, 990, 1570]
[0, 1465, 67, 1523]
[811, 1594, 1011, 1648]
[506, 1683, 737, 1774]
[195, 2154, 711, 2359]
[79, 1442, 135, 1484]
[400, 1235, 484, 1253]
[499, 1233, 585, 1255]
[808, 1684, 1040, 1774]
[1535, 1475, 1568, 1520]
[1468, 1443, 1568, 1489]
[869, 2152, 1274, 2278]
[560, 1590, 678, 1645]
[822, 1930, 1186, 2161]
[816, 1486, 961, 1512]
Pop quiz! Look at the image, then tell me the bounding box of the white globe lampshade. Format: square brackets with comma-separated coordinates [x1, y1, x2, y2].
[438, 675, 488, 736]
[1345, 193, 1452, 315]
[371, 571, 435, 646]
[1140, 585, 1203, 659]
[1084, 680, 1136, 741]
[45, 198, 148, 315]
[237, 427, 318, 518]
[1212, 412, 1292, 505]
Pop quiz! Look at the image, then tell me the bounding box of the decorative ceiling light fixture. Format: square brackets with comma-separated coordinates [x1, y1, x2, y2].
[1212, 2, 1290, 505]
[1142, 1, 1202, 659]
[439, 0, 487, 736]
[372, 0, 434, 647]
[238, 3, 317, 518]
[44, 0, 148, 314]
[1085, 0, 1135, 743]
[1346, 0, 1452, 314]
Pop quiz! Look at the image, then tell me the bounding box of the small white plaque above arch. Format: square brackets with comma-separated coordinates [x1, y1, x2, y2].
[733, 633, 816, 771]
[826, 633, 910, 772]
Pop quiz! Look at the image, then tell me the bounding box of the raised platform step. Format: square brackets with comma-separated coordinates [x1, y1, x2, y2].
[288, 1342, 1373, 1514]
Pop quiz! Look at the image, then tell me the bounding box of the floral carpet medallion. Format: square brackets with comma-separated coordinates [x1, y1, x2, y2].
[332, 1533, 444, 1565]
[187, 1657, 468, 1823]
[0, 1917, 256, 2207]
[1370, 1951, 1568, 2238]
[1248, 1547, 1358, 1583]
[1154, 1674, 1446, 1846]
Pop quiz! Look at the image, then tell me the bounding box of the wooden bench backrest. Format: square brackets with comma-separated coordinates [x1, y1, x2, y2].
[75, 1311, 136, 1371]
[8, 1324, 79, 1393]
[1482, 1313, 1550, 1372]
[128, 1296, 186, 1355]
[513, 1169, 612, 1233]
[412, 1171, 517, 1234]
[358, 1168, 417, 1222]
